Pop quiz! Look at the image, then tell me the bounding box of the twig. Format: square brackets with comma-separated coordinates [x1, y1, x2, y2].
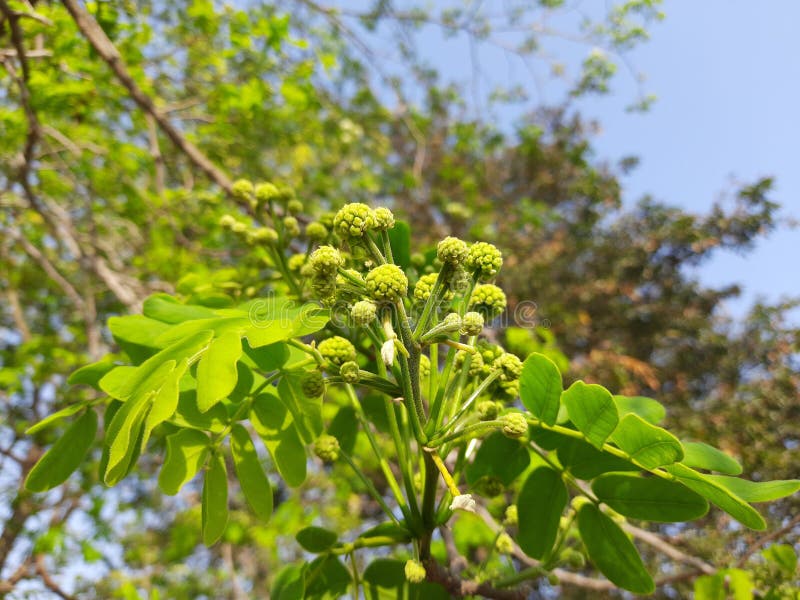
[737, 512, 800, 568]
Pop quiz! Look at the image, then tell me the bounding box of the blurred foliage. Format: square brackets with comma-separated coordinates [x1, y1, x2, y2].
[0, 0, 797, 598]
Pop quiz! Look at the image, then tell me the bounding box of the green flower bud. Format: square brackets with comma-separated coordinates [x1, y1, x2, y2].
[301, 370, 325, 397]
[314, 434, 340, 463]
[333, 202, 375, 238]
[410, 252, 426, 268]
[476, 399, 500, 421]
[466, 242, 503, 280]
[497, 378, 520, 400]
[305, 221, 328, 242]
[469, 284, 507, 319]
[437, 236, 469, 265]
[504, 505, 518, 527]
[318, 336, 357, 366]
[351, 300, 377, 326]
[277, 185, 295, 203]
[254, 182, 280, 204]
[308, 246, 344, 276]
[283, 216, 300, 237]
[230, 221, 247, 234]
[500, 412, 528, 439]
[232, 179, 255, 202]
[413, 272, 453, 303]
[419, 353, 431, 378]
[547, 573, 559, 586]
[287, 198, 304, 214]
[287, 253, 307, 273]
[365, 264, 408, 302]
[477, 475, 504, 497]
[496, 533, 514, 555]
[561, 548, 585, 569]
[339, 361, 360, 384]
[455, 350, 484, 378]
[404, 560, 426, 584]
[373, 207, 395, 230]
[219, 214, 237, 229]
[492, 353, 523, 381]
[247, 227, 279, 244]
[461, 311, 484, 336]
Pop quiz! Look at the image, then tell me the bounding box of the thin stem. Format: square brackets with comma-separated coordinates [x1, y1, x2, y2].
[412, 265, 453, 340]
[287, 338, 325, 365]
[437, 370, 502, 439]
[379, 230, 394, 263]
[340, 450, 400, 525]
[428, 420, 504, 448]
[427, 449, 461, 497]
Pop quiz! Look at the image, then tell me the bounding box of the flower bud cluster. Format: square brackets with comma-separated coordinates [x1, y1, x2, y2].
[365, 264, 408, 302]
[318, 336, 357, 367]
[314, 434, 340, 463]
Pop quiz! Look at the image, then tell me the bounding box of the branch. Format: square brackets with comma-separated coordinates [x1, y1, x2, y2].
[423, 558, 527, 600]
[60, 0, 234, 195]
[737, 512, 800, 568]
[623, 522, 715, 575]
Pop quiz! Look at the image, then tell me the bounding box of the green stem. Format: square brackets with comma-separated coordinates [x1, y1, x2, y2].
[345, 385, 409, 517]
[419, 452, 439, 560]
[427, 345, 457, 436]
[287, 338, 325, 365]
[364, 235, 386, 265]
[436, 370, 502, 439]
[428, 420, 503, 448]
[412, 264, 453, 340]
[340, 450, 400, 525]
[380, 230, 394, 263]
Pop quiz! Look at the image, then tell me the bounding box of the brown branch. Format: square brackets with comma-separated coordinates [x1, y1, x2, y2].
[623, 523, 715, 575]
[737, 512, 800, 568]
[60, 0, 234, 194]
[34, 554, 76, 600]
[4, 288, 31, 341]
[423, 558, 527, 599]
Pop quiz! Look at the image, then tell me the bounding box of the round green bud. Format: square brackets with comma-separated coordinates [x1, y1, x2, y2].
[478, 475, 504, 497]
[301, 370, 325, 397]
[504, 505, 518, 527]
[305, 221, 328, 242]
[492, 353, 523, 381]
[476, 399, 500, 421]
[373, 207, 395, 230]
[318, 336, 357, 366]
[333, 202, 375, 238]
[287, 198, 304, 214]
[461, 311, 484, 336]
[561, 548, 586, 569]
[466, 242, 503, 280]
[455, 350, 484, 378]
[230, 221, 247, 234]
[437, 236, 469, 265]
[283, 216, 300, 237]
[469, 284, 507, 319]
[365, 264, 408, 302]
[313, 434, 340, 463]
[500, 412, 528, 439]
[351, 300, 377, 326]
[219, 214, 237, 229]
[547, 573, 559, 586]
[496, 533, 514, 555]
[287, 253, 306, 273]
[339, 361, 360, 384]
[231, 179, 255, 202]
[413, 272, 453, 303]
[404, 560, 426, 584]
[247, 227, 279, 245]
[410, 252, 426, 269]
[419, 353, 431, 378]
[308, 246, 344, 276]
[497, 378, 520, 400]
[254, 182, 280, 204]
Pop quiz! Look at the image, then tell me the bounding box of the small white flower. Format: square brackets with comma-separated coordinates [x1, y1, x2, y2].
[449, 494, 476, 513]
[381, 339, 396, 367]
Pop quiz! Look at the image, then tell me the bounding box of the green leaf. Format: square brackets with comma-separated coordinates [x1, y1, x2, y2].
[143, 293, 217, 323]
[196, 330, 243, 412]
[158, 428, 210, 495]
[328, 406, 358, 456]
[296, 526, 338, 553]
[681, 442, 743, 475]
[100, 330, 213, 401]
[170, 391, 227, 433]
[104, 361, 177, 485]
[363, 558, 405, 588]
[555, 438, 638, 480]
[592, 472, 709, 522]
[154, 316, 248, 348]
[289, 304, 331, 337]
[272, 564, 306, 600]
[612, 395, 665, 425]
[388, 220, 411, 268]
[26, 402, 89, 436]
[517, 466, 567, 560]
[561, 380, 618, 449]
[250, 390, 307, 487]
[244, 340, 289, 372]
[519, 353, 563, 426]
[304, 555, 351, 599]
[202, 452, 229, 546]
[664, 464, 766, 530]
[358, 522, 412, 543]
[762, 544, 797, 574]
[25, 410, 97, 492]
[466, 432, 530, 487]
[108, 315, 172, 348]
[695, 573, 725, 600]
[67, 356, 117, 388]
[230, 424, 273, 522]
[278, 371, 323, 444]
[578, 502, 655, 594]
[705, 475, 800, 502]
[611, 413, 683, 469]
[142, 359, 186, 445]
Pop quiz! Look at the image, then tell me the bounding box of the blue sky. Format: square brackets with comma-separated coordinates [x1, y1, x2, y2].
[409, 1, 799, 319]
